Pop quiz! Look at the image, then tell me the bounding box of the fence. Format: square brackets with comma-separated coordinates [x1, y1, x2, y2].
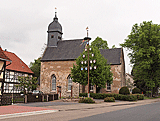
[0, 95, 25, 105]
[27, 94, 58, 103]
[0, 93, 58, 105]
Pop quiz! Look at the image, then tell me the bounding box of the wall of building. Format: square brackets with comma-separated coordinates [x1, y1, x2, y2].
[79, 49, 126, 94]
[0, 61, 4, 79]
[40, 60, 79, 97]
[4, 70, 32, 93]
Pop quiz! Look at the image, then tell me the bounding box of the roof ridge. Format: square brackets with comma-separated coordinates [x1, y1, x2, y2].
[100, 48, 121, 50]
[61, 39, 83, 41]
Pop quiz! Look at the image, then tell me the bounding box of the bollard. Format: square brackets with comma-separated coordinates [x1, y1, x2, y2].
[47, 95, 49, 102]
[25, 95, 27, 103]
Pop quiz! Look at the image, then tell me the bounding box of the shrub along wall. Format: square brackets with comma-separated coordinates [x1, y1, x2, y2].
[79, 93, 144, 101]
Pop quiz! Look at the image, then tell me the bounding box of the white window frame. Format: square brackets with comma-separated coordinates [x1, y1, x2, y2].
[52, 75, 56, 91]
[107, 83, 111, 90]
[90, 83, 94, 92]
[68, 76, 72, 91]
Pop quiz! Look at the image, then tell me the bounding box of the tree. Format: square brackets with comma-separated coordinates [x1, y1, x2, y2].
[91, 36, 109, 49]
[71, 45, 113, 91]
[16, 76, 38, 94]
[29, 57, 41, 78]
[112, 45, 116, 48]
[120, 21, 160, 97]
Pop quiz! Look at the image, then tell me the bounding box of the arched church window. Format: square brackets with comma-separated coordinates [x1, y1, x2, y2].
[67, 75, 72, 91]
[52, 75, 56, 91]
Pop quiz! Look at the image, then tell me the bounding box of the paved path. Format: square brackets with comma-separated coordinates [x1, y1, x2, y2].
[16, 101, 80, 107]
[0, 105, 58, 120]
[0, 98, 159, 120]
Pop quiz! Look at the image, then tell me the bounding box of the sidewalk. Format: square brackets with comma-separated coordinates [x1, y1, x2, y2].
[0, 105, 58, 115]
[46, 98, 160, 112]
[0, 98, 159, 119]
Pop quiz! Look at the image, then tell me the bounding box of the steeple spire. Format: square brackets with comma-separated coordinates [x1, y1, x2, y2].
[54, 7, 58, 21]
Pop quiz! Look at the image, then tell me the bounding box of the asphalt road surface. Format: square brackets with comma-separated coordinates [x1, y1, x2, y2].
[71, 102, 160, 121]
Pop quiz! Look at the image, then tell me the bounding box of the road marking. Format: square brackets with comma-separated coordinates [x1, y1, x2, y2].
[0, 110, 58, 120]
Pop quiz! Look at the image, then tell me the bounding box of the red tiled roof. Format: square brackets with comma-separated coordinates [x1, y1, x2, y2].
[3, 51, 34, 74]
[0, 47, 11, 61]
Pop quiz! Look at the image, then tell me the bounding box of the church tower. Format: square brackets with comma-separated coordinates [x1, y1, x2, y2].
[47, 11, 63, 47]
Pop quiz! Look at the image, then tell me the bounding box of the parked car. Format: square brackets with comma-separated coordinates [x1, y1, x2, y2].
[32, 90, 43, 95]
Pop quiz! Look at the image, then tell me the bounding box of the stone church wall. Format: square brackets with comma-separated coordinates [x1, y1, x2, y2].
[40, 60, 79, 97]
[80, 64, 124, 94]
[40, 49, 126, 96]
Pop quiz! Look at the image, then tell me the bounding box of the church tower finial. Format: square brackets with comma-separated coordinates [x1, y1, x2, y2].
[54, 7, 58, 21]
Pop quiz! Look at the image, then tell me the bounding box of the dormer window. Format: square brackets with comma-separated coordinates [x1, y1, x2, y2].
[51, 35, 54, 38]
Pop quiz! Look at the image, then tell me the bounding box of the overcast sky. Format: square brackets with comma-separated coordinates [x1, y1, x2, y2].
[1, 0, 160, 74]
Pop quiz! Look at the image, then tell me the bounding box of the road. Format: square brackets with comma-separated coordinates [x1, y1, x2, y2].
[71, 102, 160, 121]
[0, 99, 159, 121]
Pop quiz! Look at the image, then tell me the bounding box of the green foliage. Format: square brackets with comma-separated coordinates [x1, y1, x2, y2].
[71, 45, 113, 88]
[122, 95, 137, 101]
[119, 87, 130, 95]
[91, 36, 109, 49]
[136, 94, 144, 100]
[79, 93, 88, 97]
[104, 97, 115, 102]
[16, 76, 38, 94]
[132, 87, 141, 94]
[120, 21, 160, 96]
[78, 97, 95, 103]
[79, 93, 141, 101]
[112, 45, 116, 49]
[29, 57, 41, 78]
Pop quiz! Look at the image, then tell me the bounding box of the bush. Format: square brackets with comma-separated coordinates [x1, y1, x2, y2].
[79, 93, 142, 101]
[136, 94, 144, 100]
[132, 88, 141, 94]
[119, 87, 130, 95]
[124, 95, 137, 101]
[78, 97, 95, 103]
[79, 93, 87, 97]
[104, 97, 115, 102]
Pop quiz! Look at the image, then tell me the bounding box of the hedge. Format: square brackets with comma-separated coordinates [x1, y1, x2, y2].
[79, 93, 143, 101]
[132, 88, 141, 94]
[78, 97, 95, 103]
[104, 97, 115, 102]
[119, 87, 130, 95]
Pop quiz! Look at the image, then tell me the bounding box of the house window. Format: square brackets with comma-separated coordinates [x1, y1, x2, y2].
[107, 83, 111, 90]
[52, 75, 56, 91]
[51, 35, 54, 38]
[68, 75, 72, 91]
[90, 84, 94, 92]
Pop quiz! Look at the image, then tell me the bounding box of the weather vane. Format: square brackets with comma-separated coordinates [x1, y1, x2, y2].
[86, 27, 89, 37]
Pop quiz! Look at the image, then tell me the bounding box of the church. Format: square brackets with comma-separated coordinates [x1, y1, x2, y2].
[40, 12, 126, 97]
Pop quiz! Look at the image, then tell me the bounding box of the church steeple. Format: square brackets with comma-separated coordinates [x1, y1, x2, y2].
[47, 8, 63, 47]
[54, 8, 58, 21]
